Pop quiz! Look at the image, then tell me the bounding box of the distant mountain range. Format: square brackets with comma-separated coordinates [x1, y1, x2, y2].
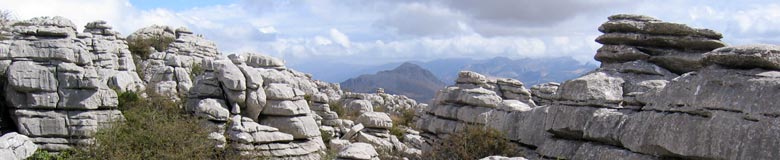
[292, 56, 598, 85]
[339, 62, 446, 102]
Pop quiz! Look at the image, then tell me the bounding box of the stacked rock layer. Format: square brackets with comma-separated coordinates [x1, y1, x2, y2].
[0, 17, 147, 152]
[417, 14, 780, 160]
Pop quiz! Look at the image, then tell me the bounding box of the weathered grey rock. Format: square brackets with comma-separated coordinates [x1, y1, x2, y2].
[642, 67, 780, 117]
[194, 98, 229, 121]
[479, 156, 527, 160]
[596, 33, 726, 52]
[703, 44, 780, 70]
[455, 71, 489, 84]
[265, 83, 300, 100]
[8, 61, 57, 92]
[600, 14, 722, 39]
[259, 116, 320, 139]
[356, 112, 393, 129]
[10, 16, 77, 38]
[595, 45, 651, 63]
[337, 143, 379, 160]
[345, 99, 374, 114]
[1, 17, 135, 152]
[244, 54, 285, 69]
[329, 139, 352, 152]
[262, 99, 310, 116]
[436, 87, 502, 108]
[0, 132, 38, 160]
[556, 72, 624, 106]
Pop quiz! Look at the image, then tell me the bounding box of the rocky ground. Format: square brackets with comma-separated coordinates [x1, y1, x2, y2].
[0, 14, 779, 160]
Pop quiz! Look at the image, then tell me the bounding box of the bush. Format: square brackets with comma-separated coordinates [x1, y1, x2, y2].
[329, 102, 358, 120]
[189, 62, 205, 80]
[116, 91, 141, 110]
[28, 149, 73, 160]
[68, 91, 240, 160]
[127, 35, 175, 60]
[424, 126, 521, 160]
[391, 107, 416, 127]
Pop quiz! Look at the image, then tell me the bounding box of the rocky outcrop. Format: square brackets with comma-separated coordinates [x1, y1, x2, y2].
[0, 17, 142, 152]
[0, 132, 37, 160]
[595, 14, 726, 74]
[133, 25, 219, 99]
[336, 142, 379, 160]
[186, 53, 328, 159]
[417, 14, 780, 160]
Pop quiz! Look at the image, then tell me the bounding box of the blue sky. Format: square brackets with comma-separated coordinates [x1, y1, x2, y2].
[2, 0, 780, 66]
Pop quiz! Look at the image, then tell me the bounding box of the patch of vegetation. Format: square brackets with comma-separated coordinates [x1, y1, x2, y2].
[116, 90, 141, 110]
[189, 62, 205, 80]
[320, 148, 339, 160]
[328, 101, 358, 120]
[391, 107, 416, 127]
[424, 126, 521, 160]
[127, 35, 175, 60]
[388, 125, 405, 141]
[320, 129, 333, 144]
[64, 91, 241, 159]
[28, 149, 73, 160]
[389, 108, 417, 141]
[303, 94, 312, 105]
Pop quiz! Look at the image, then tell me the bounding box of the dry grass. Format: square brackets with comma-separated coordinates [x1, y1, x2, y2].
[424, 126, 521, 160]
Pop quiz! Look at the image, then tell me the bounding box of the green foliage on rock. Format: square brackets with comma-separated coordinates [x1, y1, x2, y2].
[27, 149, 73, 160]
[127, 35, 174, 60]
[424, 126, 521, 160]
[65, 91, 240, 160]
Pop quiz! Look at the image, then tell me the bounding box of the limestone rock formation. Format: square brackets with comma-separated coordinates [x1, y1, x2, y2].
[0, 17, 141, 152]
[417, 14, 780, 160]
[336, 143, 379, 160]
[186, 53, 329, 159]
[133, 25, 219, 99]
[480, 156, 528, 160]
[595, 14, 726, 74]
[0, 132, 37, 160]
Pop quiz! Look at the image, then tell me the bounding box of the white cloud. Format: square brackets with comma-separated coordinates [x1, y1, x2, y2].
[329, 28, 351, 48]
[5, 0, 780, 68]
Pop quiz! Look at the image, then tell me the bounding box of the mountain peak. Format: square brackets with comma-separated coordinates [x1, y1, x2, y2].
[341, 62, 446, 102]
[395, 62, 422, 70]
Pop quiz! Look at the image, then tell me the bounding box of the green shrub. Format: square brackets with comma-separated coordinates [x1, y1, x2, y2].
[320, 129, 333, 144]
[189, 63, 205, 80]
[391, 107, 416, 127]
[388, 125, 405, 141]
[328, 101, 357, 120]
[127, 35, 175, 60]
[28, 149, 73, 160]
[116, 91, 141, 110]
[68, 91, 239, 160]
[424, 126, 521, 160]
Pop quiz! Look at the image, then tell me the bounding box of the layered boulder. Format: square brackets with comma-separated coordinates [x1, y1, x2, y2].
[187, 53, 330, 159]
[0, 17, 144, 152]
[418, 14, 780, 160]
[133, 25, 219, 99]
[595, 14, 726, 74]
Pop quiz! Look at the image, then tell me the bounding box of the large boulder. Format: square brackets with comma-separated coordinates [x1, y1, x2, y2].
[703, 44, 780, 70]
[595, 14, 727, 74]
[337, 143, 379, 160]
[356, 112, 393, 129]
[0, 132, 38, 160]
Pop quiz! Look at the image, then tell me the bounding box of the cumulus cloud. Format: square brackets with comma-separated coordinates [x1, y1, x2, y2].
[330, 28, 351, 48]
[375, 2, 467, 37]
[3, 0, 780, 67]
